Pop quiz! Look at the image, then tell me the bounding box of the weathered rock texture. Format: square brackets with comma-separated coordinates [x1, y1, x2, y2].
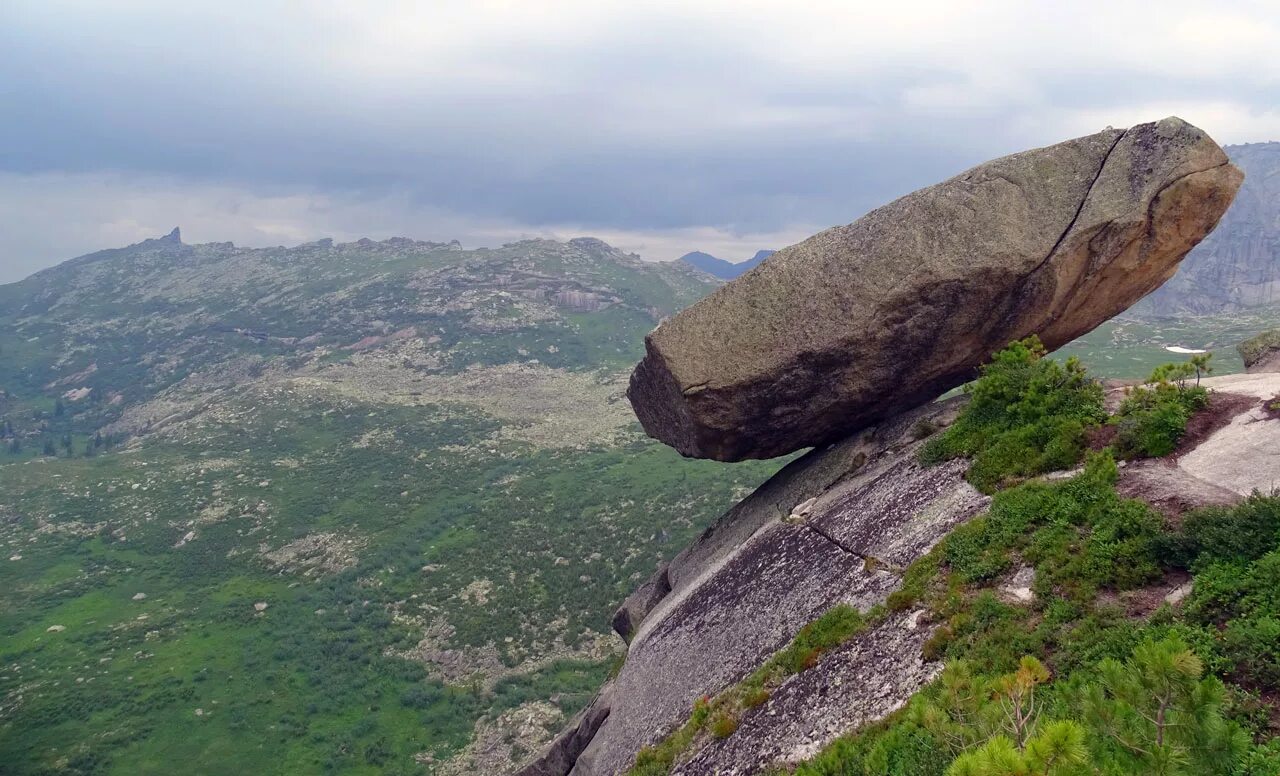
[1239, 329, 1280, 374]
[527, 371, 1280, 776]
[669, 612, 940, 775]
[1139, 142, 1280, 316]
[1177, 373, 1280, 496]
[520, 399, 989, 776]
[629, 118, 1242, 461]
[1107, 372, 1280, 517]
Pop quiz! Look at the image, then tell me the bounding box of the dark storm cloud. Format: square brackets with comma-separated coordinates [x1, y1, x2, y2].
[1, 1, 1277, 281]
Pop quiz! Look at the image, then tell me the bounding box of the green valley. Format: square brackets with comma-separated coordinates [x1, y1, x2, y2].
[0, 233, 781, 775]
[3, 230, 1279, 775]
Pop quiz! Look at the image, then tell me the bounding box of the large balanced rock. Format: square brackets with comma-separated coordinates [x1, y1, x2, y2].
[629, 117, 1243, 460]
[1139, 142, 1280, 316]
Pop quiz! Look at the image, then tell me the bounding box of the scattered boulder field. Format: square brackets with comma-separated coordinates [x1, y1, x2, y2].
[526, 118, 1255, 775]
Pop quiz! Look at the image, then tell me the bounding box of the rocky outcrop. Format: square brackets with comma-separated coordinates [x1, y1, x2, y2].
[517, 689, 614, 776]
[528, 371, 1280, 776]
[669, 611, 939, 775]
[628, 118, 1242, 461]
[1176, 373, 1280, 496]
[525, 120, 1252, 776]
[521, 399, 989, 776]
[1239, 329, 1280, 373]
[1139, 142, 1280, 316]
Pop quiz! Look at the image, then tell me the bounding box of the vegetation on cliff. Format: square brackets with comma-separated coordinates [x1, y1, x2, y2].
[631, 341, 1280, 776]
[1239, 329, 1280, 371]
[1112, 357, 1212, 458]
[788, 345, 1280, 776]
[919, 336, 1105, 493]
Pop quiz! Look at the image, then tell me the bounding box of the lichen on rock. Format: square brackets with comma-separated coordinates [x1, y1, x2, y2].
[629, 117, 1242, 461]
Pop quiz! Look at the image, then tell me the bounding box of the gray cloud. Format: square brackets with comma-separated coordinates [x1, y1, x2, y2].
[2, 0, 1278, 280]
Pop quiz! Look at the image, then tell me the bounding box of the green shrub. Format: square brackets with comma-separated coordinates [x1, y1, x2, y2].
[920, 336, 1104, 493]
[1223, 617, 1280, 687]
[947, 721, 1088, 776]
[793, 447, 1280, 776]
[862, 724, 953, 776]
[887, 553, 942, 612]
[629, 697, 713, 775]
[711, 713, 739, 739]
[1079, 637, 1249, 774]
[944, 593, 1045, 675]
[1112, 359, 1210, 459]
[1239, 739, 1280, 776]
[1184, 559, 1257, 624]
[1182, 548, 1280, 690]
[943, 451, 1162, 599]
[773, 605, 866, 675]
[793, 721, 950, 776]
[939, 639, 1249, 776]
[1075, 497, 1163, 589]
[689, 696, 712, 729]
[1176, 495, 1280, 568]
[742, 688, 770, 709]
[922, 626, 953, 663]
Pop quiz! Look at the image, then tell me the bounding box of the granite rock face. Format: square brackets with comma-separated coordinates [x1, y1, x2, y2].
[525, 372, 1280, 776]
[519, 399, 989, 776]
[1139, 142, 1280, 316]
[1176, 373, 1280, 497]
[629, 118, 1242, 461]
[669, 611, 941, 775]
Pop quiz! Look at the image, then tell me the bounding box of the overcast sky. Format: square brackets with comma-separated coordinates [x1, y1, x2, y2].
[2, 1, 1278, 282]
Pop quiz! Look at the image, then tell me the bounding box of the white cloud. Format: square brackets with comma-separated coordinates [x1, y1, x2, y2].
[1044, 102, 1280, 148]
[2, 0, 1278, 278]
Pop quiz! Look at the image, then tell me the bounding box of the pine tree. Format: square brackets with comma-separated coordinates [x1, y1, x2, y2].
[1081, 637, 1248, 775]
[948, 720, 1089, 776]
[1189, 353, 1214, 386]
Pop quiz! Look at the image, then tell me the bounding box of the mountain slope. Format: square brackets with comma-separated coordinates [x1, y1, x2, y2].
[0, 233, 783, 775]
[1137, 142, 1280, 316]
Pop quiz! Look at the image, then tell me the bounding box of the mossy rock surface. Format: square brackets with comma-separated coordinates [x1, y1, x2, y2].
[1239, 328, 1280, 372]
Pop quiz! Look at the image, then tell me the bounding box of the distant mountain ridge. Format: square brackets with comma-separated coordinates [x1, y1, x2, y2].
[679, 249, 775, 279]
